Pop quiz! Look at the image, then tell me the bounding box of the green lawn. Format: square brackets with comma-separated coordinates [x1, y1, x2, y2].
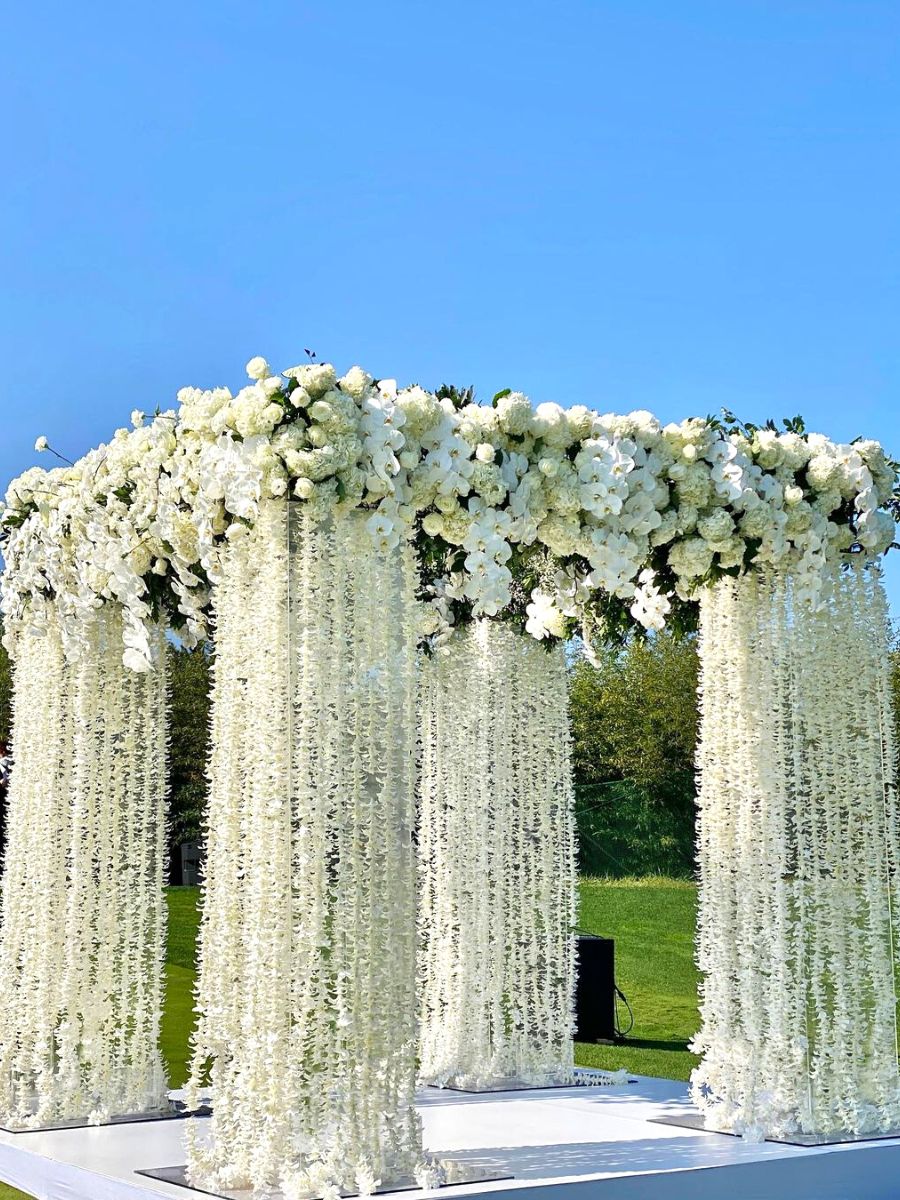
[0, 878, 699, 1200]
[161, 886, 202, 1088]
[575, 876, 700, 1081]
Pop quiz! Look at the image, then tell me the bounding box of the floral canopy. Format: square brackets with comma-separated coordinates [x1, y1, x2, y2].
[2, 355, 895, 668]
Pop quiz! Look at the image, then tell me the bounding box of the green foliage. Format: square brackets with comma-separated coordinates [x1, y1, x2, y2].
[166, 641, 212, 854]
[574, 782, 696, 879]
[569, 633, 699, 878]
[434, 383, 476, 409]
[891, 639, 900, 749]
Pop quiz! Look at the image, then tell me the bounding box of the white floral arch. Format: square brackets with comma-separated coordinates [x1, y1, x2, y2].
[0, 355, 897, 1182]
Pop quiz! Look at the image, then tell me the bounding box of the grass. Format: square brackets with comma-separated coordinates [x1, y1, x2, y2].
[575, 876, 700, 1081]
[161, 886, 202, 1088]
[0, 878, 699, 1200]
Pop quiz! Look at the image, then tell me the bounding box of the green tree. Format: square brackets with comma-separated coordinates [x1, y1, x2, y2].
[569, 633, 699, 879]
[166, 641, 212, 878]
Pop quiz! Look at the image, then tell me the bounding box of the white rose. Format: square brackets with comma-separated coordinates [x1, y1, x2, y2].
[131, 410, 145, 428]
[475, 443, 495, 464]
[34, 436, 48, 452]
[245, 355, 270, 380]
[422, 513, 444, 536]
[294, 478, 315, 500]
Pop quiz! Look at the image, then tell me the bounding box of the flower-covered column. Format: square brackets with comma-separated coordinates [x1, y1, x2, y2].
[418, 620, 578, 1089]
[691, 564, 900, 1139]
[0, 606, 169, 1128]
[187, 500, 425, 1199]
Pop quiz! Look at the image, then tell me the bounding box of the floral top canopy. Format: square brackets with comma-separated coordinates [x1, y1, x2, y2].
[2, 355, 896, 666]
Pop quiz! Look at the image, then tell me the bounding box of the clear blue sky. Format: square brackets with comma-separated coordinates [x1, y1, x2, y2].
[2, 1, 899, 601]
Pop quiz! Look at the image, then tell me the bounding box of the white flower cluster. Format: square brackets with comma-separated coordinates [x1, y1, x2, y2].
[2, 356, 895, 667]
[418, 405, 897, 648]
[2, 415, 209, 671]
[174, 361, 457, 581]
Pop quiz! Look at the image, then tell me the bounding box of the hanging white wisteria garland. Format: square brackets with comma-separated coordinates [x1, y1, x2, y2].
[186, 500, 427, 1199]
[418, 620, 578, 1089]
[0, 606, 169, 1128]
[691, 563, 900, 1139]
[1, 347, 898, 1162]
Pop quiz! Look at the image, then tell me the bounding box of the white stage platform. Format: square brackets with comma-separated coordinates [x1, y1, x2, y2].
[2, 1075, 900, 1200]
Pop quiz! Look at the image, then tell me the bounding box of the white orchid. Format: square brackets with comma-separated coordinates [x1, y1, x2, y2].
[524, 589, 567, 640]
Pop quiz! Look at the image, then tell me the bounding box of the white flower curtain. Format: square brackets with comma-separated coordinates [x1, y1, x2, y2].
[0, 607, 168, 1127]
[187, 501, 425, 1197]
[692, 564, 900, 1138]
[418, 621, 577, 1089]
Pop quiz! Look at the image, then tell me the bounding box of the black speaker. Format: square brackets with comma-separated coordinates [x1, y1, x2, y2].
[575, 935, 617, 1042]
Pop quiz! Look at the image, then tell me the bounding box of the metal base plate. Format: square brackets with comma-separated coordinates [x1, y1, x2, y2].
[136, 1160, 514, 1199]
[433, 1067, 634, 1094]
[651, 1112, 900, 1147]
[0, 1100, 209, 1135]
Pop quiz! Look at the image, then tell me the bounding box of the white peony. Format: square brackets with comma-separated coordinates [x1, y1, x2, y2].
[245, 355, 270, 380]
[339, 366, 373, 399]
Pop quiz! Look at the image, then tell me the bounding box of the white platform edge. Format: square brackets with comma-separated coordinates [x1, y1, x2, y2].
[2, 1076, 900, 1200]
